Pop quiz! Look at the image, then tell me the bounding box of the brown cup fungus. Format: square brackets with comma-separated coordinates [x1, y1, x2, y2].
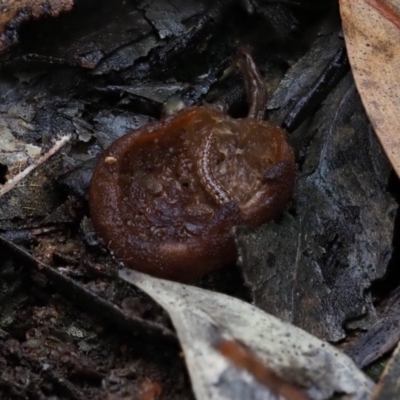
[89, 52, 295, 282]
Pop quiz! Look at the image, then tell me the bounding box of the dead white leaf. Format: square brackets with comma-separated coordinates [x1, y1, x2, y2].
[340, 0, 400, 176]
[119, 268, 374, 400]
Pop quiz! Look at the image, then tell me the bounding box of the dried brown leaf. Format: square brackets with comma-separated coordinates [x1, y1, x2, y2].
[0, 0, 74, 53]
[340, 0, 400, 176]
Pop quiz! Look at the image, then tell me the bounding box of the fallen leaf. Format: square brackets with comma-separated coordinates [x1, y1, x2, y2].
[340, 0, 400, 177]
[0, 0, 74, 53]
[119, 268, 375, 400]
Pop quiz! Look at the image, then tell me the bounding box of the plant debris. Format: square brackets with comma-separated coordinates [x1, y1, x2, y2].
[120, 268, 374, 400]
[340, 0, 400, 177]
[345, 286, 400, 368]
[0, 134, 70, 198]
[236, 69, 396, 342]
[0, 0, 74, 53]
[0, 0, 399, 398]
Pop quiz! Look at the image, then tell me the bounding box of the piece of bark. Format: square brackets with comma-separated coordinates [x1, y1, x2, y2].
[371, 339, 400, 399]
[268, 32, 343, 119]
[236, 75, 396, 341]
[137, 0, 207, 40]
[345, 287, 400, 368]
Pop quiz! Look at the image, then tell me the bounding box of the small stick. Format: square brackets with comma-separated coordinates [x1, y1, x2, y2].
[0, 135, 71, 198]
[237, 46, 267, 120]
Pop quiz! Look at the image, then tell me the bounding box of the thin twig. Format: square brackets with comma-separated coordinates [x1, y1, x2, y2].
[0, 135, 71, 198]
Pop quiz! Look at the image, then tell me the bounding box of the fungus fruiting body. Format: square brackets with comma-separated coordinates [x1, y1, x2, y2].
[89, 51, 295, 282]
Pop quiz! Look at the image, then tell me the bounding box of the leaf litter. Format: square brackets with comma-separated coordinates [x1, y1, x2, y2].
[237, 70, 396, 342]
[0, 0, 399, 398]
[340, 0, 400, 177]
[120, 268, 374, 400]
[0, 0, 74, 53]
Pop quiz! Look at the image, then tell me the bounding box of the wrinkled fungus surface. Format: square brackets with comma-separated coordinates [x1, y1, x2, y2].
[89, 107, 295, 281]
